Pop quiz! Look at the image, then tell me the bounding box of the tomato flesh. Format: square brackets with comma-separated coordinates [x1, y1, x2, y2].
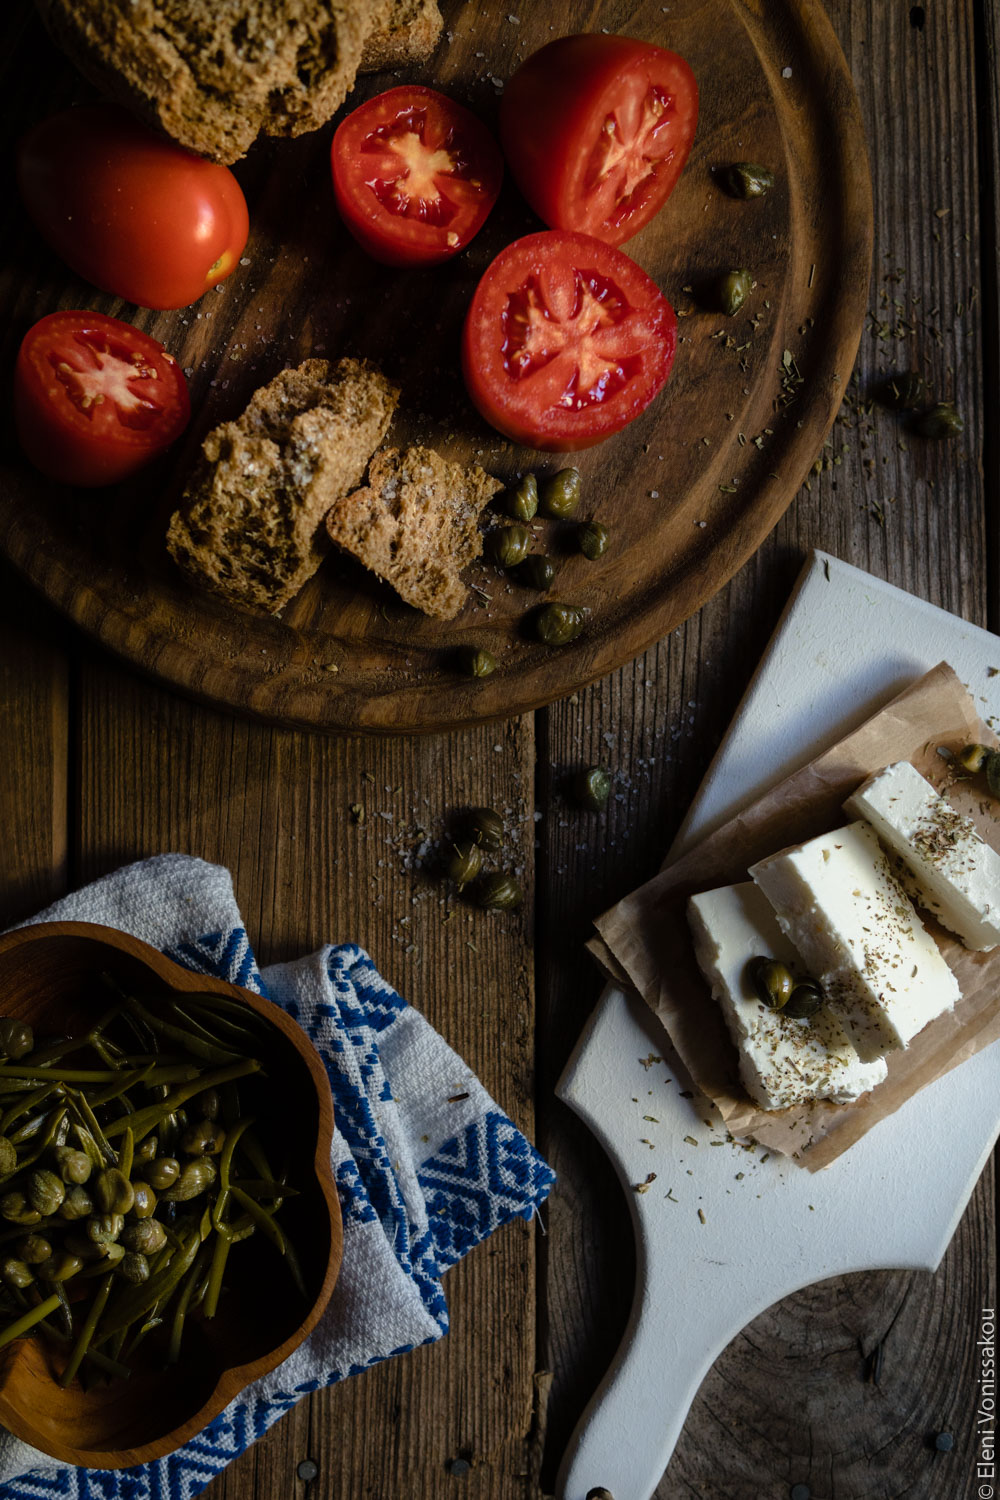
[462, 231, 676, 451]
[15, 311, 190, 486]
[500, 35, 698, 247]
[17, 104, 249, 310]
[332, 86, 502, 266]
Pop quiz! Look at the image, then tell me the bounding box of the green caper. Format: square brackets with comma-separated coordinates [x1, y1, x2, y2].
[18, 1235, 52, 1265]
[63, 1233, 107, 1262]
[130, 1181, 157, 1220]
[0, 1019, 33, 1060]
[134, 1135, 160, 1164]
[784, 981, 824, 1020]
[0, 1192, 40, 1226]
[489, 524, 532, 569]
[52, 1146, 92, 1185]
[507, 474, 538, 522]
[93, 1168, 134, 1216]
[747, 956, 795, 1010]
[476, 873, 524, 911]
[117, 1252, 150, 1285]
[874, 372, 928, 411]
[539, 468, 581, 518]
[0, 1137, 16, 1176]
[57, 1185, 94, 1221]
[447, 840, 483, 889]
[912, 401, 963, 439]
[535, 602, 586, 646]
[575, 767, 612, 811]
[142, 1156, 180, 1191]
[987, 752, 1000, 801]
[515, 554, 555, 591]
[27, 1169, 65, 1217]
[467, 807, 504, 851]
[181, 1120, 226, 1156]
[195, 1088, 221, 1122]
[121, 1218, 167, 1256]
[36, 1251, 83, 1283]
[576, 521, 608, 560]
[715, 269, 751, 317]
[459, 645, 497, 679]
[958, 742, 990, 773]
[719, 162, 774, 199]
[161, 1155, 217, 1202]
[86, 1213, 124, 1245]
[1, 1258, 33, 1289]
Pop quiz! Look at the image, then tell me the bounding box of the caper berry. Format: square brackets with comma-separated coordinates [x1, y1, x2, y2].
[874, 372, 928, 411]
[58, 1185, 93, 1221]
[467, 807, 504, 851]
[489, 524, 532, 569]
[0, 1192, 40, 1226]
[161, 1156, 217, 1202]
[987, 752, 1000, 801]
[575, 767, 611, 811]
[459, 645, 497, 679]
[36, 1251, 83, 1282]
[121, 1218, 167, 1255]
[142, 1156, 180, 1191]
[507, 474, 538, 522]
[18, 1235, 52, 1265]
[52, 1146, 92, 1185]
[958, 743, 990, 773]
[0, 1137, 16, 1176]
[1, 1258, 33, 1289]
[86, 1213, 124, 1245]
[117, 1251, 150, 1285]
[747, 956, 795, 1010]
[181, 1120, 226, 1156]
[515, 554, 555, 591]
[577, 521, 608, 560]
[784, 980, 824, 1020]
[27, 1169, 66, 1217]
[195, 1088, 221, 1122]
[93, 1167, 134, 1216]
[539, 468, 582, 518]
[130, 1181, 157, 1220]
[135, 1135, 160, 1164]
[535, 602, 586, 646]
[447, 840, 483, 889]
[0, 1019, 33, 1060]
[715, 269, 751, 317]
[912, 401, 963, 440]
[476, 873, 524, 911]
[719, 162, 774, 199]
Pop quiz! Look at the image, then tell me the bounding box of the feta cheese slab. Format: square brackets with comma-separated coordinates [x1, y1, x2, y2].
[687, 882, 888, 1110]
[845, 760, 1000, 951]
[749, 822, 961, 1060]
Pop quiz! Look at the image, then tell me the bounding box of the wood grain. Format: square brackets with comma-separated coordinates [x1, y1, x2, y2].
[0, 0, 871, 734]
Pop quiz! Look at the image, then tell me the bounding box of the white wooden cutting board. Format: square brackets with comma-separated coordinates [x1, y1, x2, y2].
[556, 550, 1000, 1500]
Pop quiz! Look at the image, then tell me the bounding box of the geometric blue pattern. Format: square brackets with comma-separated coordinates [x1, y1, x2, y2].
[0, 928, 555, 1500]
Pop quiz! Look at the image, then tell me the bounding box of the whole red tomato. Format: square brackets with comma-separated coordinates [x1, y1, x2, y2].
[16, 104, 250, 310]
[500, 35, 698, 247]
[15, 311, 190, 486]
[462, 231, 677, 451]
[331, 85, 502, 267]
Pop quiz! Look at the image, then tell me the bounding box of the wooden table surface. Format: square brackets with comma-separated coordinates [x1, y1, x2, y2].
[1, 2, 997, 1498]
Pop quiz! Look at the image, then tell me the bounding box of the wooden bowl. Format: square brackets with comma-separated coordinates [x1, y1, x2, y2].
[0, 921, 342, 1468]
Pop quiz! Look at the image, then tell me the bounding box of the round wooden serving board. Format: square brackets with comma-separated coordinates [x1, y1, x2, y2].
[0, 0, 871, 735]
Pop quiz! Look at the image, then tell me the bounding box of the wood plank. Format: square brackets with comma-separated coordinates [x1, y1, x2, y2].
[0, 560, 68, 921]
[536, 0, 995, 1495]
[73, 650, 539, 1498]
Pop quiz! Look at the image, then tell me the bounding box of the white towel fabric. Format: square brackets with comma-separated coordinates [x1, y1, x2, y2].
[0, 855, 554, 1500]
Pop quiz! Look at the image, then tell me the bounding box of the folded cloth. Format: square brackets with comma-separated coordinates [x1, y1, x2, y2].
[0, 855, 555, 1500]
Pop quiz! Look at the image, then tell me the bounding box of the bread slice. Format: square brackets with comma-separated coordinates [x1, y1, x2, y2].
[31, 0, 382, 163]
[167, 359, 399, 613]
[359, 0, 444, 72]
[325, 447, 502, 619]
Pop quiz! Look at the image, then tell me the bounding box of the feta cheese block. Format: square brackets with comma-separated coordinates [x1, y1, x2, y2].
[687, 882, 888, 1110]
[844, 760, 1000, 951]
[749, 821, 961, 1060]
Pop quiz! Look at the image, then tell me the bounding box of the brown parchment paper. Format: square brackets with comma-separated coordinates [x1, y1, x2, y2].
[593, 663, 1000, 1171]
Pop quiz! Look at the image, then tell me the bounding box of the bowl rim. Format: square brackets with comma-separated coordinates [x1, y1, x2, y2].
[0, 919, 343, 1468]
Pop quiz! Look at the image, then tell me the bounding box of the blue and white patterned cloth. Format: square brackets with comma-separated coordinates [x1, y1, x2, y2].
[0, 854, 555, 1500]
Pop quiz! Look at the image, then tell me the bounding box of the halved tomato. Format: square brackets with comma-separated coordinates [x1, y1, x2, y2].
[500, 35, 698, 247]
[17, 104, 249, 311]
[15, 311, 190, 487]
[331, 85, 503, 267]
[461, 231, 677, 451]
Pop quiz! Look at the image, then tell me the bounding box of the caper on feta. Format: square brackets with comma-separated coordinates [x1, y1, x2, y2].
[747, 956, 795, 1010]
[784, 980, 824, 1019]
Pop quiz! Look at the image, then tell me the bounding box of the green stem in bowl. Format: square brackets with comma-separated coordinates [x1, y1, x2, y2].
[60, 1271, 114, 1388]
[0, 1292, 61, 1350]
